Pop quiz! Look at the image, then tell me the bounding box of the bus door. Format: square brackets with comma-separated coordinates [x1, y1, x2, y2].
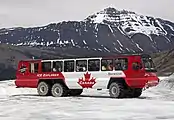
[125, 56, 146, 87]
[129, 56, 145, 78]
[27, 61, 40, 87]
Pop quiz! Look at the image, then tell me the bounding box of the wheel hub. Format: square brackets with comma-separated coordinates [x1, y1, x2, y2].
[111, 86, 119, 95]
[54, 87, 62, 96]
[40, 86, 46, 93]
[55, 88, 60, 94]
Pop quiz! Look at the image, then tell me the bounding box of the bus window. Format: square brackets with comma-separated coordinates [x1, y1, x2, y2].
[53, 61, 63, 72]
[76, 60, 87, 72]
[64, 60, 74, 72]
[19, 65, 27, 73]
[141, 57, 156, 72]
[88, 59, 100, 71]
[132, 62, 140, 70]
[29, 62, 39, 73]
[42, 61, 51, 72]
[101, 59, 113, 71]
[115, 58, 128, 70]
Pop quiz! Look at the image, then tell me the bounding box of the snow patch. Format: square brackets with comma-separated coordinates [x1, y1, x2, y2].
[93, 48, 97, 51]
[104, 47, 110, 52]
[71, 39, 75, 46]
[126, 48, 130, 52]
[115, 48, 121, 53]
[117, 40, 123, 47]
[92, 14, 105, 23]
[166, 24, 174, 31]
[83, 40, 87, 45]
[135, 43, 143, 51]
[108, 25, 114, 33]
[155, 19, 167, 35]
[119, 47, 123, 51]
[98, 48, 102, 51]
[57, 38, 60, 44]
[95, 24, 98, 32]
[16, 43, 23, 46]
[164, 36, 171, 43]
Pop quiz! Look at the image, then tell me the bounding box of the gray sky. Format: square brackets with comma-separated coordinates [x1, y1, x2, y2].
[0, 0, 173, 28]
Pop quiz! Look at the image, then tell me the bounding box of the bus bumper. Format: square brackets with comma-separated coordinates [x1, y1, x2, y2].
[144, 79, 159, 88]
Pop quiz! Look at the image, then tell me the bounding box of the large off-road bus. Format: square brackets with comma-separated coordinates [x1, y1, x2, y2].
[15, 54, 159, 98]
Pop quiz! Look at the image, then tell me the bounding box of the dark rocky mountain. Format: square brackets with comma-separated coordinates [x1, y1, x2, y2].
[0, 44, 77, 80]
[152, 48, 174, 76]
[0, 7, 174, 56]
[0, 7, 174, 80]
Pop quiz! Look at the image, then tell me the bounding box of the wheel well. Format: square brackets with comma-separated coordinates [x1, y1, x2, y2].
[38, 79, 68, 89]
[107, 78, 128, 89]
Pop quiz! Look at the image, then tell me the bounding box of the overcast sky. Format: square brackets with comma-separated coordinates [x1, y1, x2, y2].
[0, 0, 173, 28]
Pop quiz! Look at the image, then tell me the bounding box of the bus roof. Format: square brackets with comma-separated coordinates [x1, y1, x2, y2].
[19, 53, 151, 62]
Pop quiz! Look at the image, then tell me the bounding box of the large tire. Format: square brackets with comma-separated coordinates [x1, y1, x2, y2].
[37, 81, 51, 96]
[133, 88, 142, 98]
[109, 82, 125, 98]
[69, 89, 83, 96]
[127, 88, 142, 98]
[51, 83, 67, 97]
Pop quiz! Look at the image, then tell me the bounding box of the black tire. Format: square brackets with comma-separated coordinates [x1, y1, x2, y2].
[133, 88, 142, 98]
[51, 83, 67, 97]
[37, 81, 51, 96]
[69, 89, 83, 96]
[109, 82, 125, 98]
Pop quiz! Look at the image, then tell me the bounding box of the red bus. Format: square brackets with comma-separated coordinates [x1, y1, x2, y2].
[15, 54, 159, 98]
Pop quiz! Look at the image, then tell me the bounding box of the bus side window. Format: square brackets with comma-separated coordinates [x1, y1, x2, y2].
[42, 62, 51, 72]
[132, 62, 143, 70]
[30, 62, 39, 73]
[101, 59, 113, 71]
[115, 58, 128, 70]
[88, 59, 100, 71]
[64, 60, 74, 72]
[76, 60, 87, 72]
[19, 65, 27, 73]
[53, 61, 63, 72]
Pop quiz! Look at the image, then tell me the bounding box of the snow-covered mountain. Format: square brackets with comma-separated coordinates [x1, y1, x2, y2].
[0, 7, 174, 55]
[86, 8, 169, 36]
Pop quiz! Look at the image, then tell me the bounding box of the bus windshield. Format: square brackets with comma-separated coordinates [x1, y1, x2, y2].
[141, 57, 157, 72]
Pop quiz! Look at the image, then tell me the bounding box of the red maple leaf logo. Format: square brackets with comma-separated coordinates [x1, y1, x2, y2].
[78, 72, 96, 88]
